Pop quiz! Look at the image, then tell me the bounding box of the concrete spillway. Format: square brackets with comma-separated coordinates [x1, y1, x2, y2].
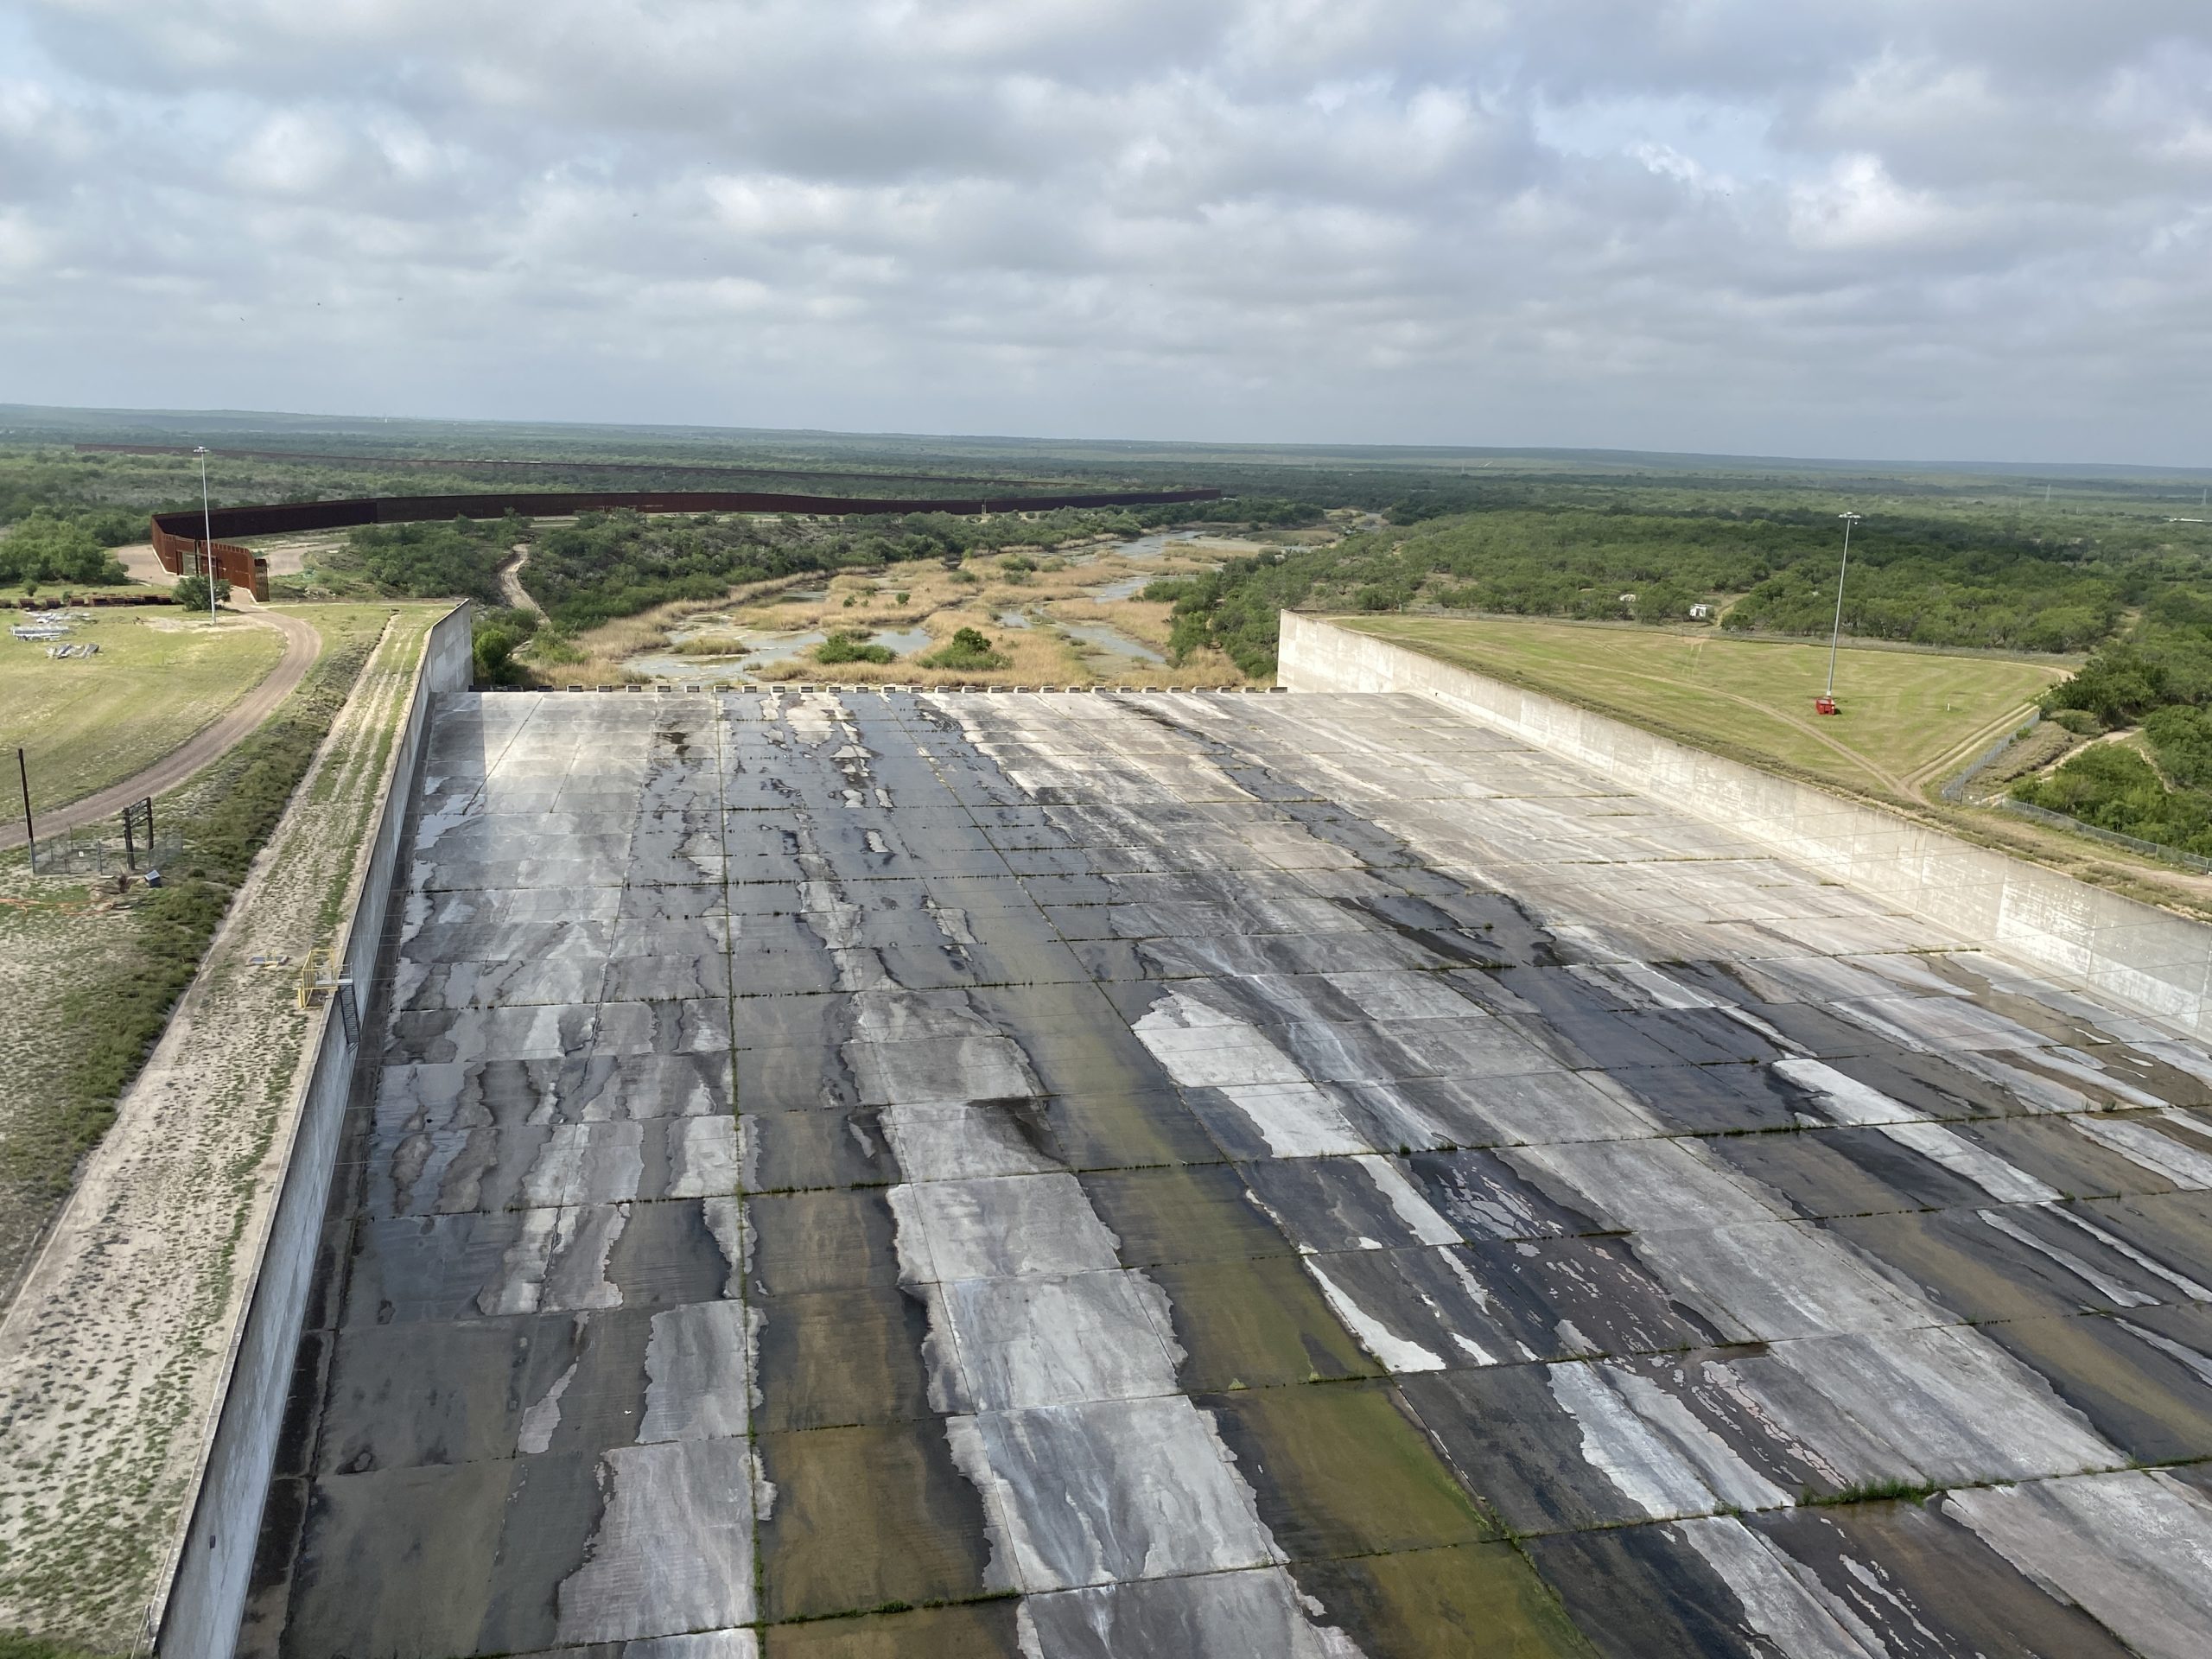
[246, 686, 2212, 1658]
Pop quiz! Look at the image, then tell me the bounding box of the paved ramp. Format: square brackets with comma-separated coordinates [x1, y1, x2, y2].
[247, 688, 2212, 1658]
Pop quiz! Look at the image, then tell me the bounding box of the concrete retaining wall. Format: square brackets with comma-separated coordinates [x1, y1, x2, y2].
[154, 602, 474, 1657]
[1280, 613, 2212, 1039]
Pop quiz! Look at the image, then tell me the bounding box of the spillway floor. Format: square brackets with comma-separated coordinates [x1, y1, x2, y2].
[247, 687, 2212, 1658]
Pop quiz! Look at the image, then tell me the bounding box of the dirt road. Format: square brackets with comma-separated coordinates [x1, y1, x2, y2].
[0, 601, 322, 851]
[497, 543, 542, 613]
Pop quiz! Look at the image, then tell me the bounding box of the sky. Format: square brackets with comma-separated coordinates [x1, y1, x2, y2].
[3, 1, 2209, 464]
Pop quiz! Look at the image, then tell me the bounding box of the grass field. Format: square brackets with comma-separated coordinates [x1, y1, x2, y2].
[0, 610, 286, 815]
[1338, 614, 2069, 800]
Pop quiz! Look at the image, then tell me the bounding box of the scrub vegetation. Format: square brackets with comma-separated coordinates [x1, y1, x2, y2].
[344, 513, 522, 607]
[2011, 592, 2212, 855]
[0, 513, 130, 588]
[1161, 498, 2179, 678]
[552, 545, 1241, 689]
[454, 505, 1158, 634]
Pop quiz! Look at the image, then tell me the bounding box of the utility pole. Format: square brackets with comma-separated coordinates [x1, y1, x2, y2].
[1827, 512, 1863, 700]
[194, 445, 218, 620]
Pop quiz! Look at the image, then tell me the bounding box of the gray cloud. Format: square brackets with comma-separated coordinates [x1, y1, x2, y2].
[2, 0, 2208, 462]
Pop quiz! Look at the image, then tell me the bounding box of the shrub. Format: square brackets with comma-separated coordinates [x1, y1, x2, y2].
[2145, 705, 2212, 789]
[0, 512, 127, 586]
[814, 631, 897, 665]
[346, 514, 519, 605]
[2013, 741, 2212, 855]
[172, 573, 232, 611]
[923, 626, 1007, 671]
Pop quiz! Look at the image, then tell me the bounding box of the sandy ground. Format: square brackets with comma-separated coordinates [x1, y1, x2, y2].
[0, 610, 437, 1648]
[111, 543, 176, 588]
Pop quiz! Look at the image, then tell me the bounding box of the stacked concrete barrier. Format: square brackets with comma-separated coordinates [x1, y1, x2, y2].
[152, 601, 474, 1656]
[1279, 612, 2212, 1040]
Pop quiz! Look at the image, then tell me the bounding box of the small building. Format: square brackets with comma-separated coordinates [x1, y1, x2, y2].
[1689, 603, 1713, 620]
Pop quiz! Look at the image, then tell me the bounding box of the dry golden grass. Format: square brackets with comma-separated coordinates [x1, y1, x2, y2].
[542, 539, 1259, 689]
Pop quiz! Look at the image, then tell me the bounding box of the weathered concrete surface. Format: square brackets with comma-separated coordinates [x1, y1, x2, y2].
[251, 686, 2212, 1658]
[1281, 610, 2212, 1041]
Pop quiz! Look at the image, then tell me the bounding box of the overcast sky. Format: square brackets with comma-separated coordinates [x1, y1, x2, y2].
[3, 2, 2209, 464]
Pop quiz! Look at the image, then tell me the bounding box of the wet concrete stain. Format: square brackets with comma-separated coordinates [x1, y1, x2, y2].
[248, 686, 2212, 1657]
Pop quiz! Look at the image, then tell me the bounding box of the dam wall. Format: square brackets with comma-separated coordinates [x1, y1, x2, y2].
[152, 601, 474, 1656]
[1279, 612, 2212, 1041]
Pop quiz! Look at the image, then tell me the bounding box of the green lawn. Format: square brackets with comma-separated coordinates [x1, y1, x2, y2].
[0, 609, 286, 815]
[1338, 615, 2069, 800]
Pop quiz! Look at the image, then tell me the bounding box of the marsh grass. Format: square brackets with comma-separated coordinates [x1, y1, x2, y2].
[550, 546, 1252, 688]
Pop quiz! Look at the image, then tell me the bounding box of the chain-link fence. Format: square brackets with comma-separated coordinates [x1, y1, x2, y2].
[26, 799, 182, 877]
[1938, 713, 2041, 804]
[1997, 798, 2212, 874]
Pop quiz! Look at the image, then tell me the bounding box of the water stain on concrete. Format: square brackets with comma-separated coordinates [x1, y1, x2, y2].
[253, 687, 2212, 1658]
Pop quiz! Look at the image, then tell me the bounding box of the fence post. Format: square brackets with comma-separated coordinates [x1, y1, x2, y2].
[16, 747, 32, 868]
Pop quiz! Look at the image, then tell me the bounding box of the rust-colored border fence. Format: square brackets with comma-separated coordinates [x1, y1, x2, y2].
[146, 485, 1223, 605]
[149, 519, 270, 600]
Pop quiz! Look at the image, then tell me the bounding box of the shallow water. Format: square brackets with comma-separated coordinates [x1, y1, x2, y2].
[1058, 620, 1166, 664]
[627, 621, 936, 680]
[868, 626, 935, 656]
[626, 627, 824, 680]
[1065, 530, 1203, 568]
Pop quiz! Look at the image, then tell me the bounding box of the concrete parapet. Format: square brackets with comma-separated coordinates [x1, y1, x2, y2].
[1279, 612, 2212, 1040]
[151, 602, 474, 1656]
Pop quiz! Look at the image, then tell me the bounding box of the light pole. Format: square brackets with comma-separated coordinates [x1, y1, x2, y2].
[1826, 512, 1862, 701]
[194, 445, 218, 620]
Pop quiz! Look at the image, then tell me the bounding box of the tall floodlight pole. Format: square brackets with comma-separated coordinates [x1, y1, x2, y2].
[17, 747, 34, 865]
[1827, 512, 1863, 699]
[194, 445, 218, 620]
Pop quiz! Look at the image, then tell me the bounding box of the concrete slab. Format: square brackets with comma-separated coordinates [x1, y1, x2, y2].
[251, 688, 2212, 1658]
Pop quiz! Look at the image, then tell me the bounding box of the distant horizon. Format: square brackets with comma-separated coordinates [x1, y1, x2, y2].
[5, 401, 2209, 484]
[8, 6, 2207, 473]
